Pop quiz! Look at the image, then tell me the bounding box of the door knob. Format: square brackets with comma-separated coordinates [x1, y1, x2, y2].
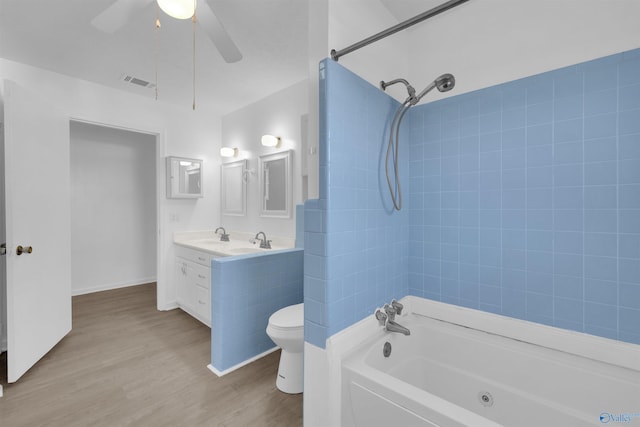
[1, 243, 5, 256]
[16, 245, 33, 255]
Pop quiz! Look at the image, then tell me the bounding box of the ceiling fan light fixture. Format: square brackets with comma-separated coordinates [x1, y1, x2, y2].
[157, 0, 196, 19]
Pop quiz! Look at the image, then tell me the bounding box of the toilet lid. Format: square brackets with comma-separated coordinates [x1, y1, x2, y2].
[269, 303, 304, 328]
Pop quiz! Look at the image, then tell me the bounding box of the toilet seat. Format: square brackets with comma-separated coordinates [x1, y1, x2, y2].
[268, 303, 303, 330]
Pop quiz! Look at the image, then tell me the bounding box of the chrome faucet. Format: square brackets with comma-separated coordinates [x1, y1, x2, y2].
[215, 227, 230, 242]
[250, 231, 272, 249]
[374, 300, 410, 336]
[385, 318, 411, 336]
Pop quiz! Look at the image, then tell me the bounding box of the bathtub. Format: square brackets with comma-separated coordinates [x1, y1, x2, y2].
[341, 299, 640, 427]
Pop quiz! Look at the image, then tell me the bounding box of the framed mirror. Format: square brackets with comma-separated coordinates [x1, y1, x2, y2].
[166, 156, 203, 199]
[259, 150, 292, 218]
[221, 159, 247, 216]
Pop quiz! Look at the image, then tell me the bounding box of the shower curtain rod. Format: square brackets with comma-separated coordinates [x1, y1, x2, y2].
[330, 0, 470, 62]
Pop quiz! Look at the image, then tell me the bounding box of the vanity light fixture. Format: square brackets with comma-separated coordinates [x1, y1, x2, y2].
[220, 147, 238, 158]
[261, 134, 281, 148]
[157, 0, 196, 19]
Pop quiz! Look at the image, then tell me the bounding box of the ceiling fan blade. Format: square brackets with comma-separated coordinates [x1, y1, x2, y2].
[91, 0, 155, 33]
[197, 1, 243, 63]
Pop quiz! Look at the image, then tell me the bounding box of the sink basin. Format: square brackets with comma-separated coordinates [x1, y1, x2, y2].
[193, 239, 226, 245]
[228, 247, 263, 254]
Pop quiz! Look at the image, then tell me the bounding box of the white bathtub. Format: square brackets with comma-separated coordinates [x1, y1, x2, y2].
[341, 299, 640, 427]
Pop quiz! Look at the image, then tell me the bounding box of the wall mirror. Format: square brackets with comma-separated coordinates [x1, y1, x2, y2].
[259, 150, 292, 218]
[166, 156, 203, 199]
[221, 159, 247, 216]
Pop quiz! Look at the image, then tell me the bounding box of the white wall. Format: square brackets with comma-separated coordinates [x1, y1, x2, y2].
[0, 58, 222, 310]
[407, 0, 640, 102]
[327, 0, 410, 97]
[220, 80, 308, 239]
[70, 121, 157, 295]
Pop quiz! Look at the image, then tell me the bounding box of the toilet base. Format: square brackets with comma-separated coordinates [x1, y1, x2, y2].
[276, 349, 303, 394]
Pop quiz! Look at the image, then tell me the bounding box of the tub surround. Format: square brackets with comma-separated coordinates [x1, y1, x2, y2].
[407, 48, 640, 344]
[306, 48, 640, 353]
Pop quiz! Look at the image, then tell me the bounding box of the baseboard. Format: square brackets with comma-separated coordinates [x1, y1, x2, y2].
[72, 277, 157, 296]
[158, 301, 179, 311]
[207, 346, 279, 377]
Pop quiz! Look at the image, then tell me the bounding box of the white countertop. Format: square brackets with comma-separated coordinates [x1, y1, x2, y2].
[173, 230, 296, 257]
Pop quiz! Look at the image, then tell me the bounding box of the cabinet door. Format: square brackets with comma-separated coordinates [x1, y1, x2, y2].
[183, 262, 199, 311]
[175, 250, 211, 326]
[175, 260, 187, 306]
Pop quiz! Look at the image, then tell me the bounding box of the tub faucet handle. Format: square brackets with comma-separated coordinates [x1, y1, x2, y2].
[383, 304, 397, 321]
[375, 309, 387, 326]
[391, 299, 403, 315]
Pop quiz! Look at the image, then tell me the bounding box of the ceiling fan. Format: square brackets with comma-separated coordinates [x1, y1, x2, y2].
[91, 0, 242, 63]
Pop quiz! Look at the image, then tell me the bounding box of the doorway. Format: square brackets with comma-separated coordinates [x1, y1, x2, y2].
[69, 121, 157, 296]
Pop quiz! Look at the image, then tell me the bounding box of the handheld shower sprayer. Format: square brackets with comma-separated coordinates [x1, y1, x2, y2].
[412, 73, 456, 105]
[381, 73, 456, 210]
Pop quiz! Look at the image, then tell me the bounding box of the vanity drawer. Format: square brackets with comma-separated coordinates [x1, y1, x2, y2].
[176, 245, 212, 267]
[194, 285, 210, 321]
[190, 263, 210, 290]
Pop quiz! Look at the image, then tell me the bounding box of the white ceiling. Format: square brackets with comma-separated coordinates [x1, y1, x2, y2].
[0, 0, 311, 115]
[0, 0, 446, 115]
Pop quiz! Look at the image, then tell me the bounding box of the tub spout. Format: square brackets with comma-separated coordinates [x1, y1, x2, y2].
[386, 320, 410, 336]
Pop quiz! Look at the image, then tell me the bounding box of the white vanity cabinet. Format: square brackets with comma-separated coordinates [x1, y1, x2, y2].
[175, 245, 215, 327]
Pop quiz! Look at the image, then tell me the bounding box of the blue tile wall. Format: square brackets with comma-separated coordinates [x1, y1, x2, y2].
[210, 249, 303, 371]
[304, 59, 409, 348]
[408, 48, 640, 345]
[295, 204, 305, 248]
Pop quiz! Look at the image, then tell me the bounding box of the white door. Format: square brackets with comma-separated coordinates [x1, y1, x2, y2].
[3, 80, 72, 382]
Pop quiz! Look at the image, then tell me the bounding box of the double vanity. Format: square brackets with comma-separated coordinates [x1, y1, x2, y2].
[173, 229, 297, 326]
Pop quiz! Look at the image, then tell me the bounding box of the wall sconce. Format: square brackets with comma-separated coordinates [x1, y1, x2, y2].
[261, 134, 281, 148]
[220, 147, 238, 158]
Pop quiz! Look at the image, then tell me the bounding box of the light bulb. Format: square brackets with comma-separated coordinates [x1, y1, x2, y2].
[220, 147, 238, 158]
[261, 134, 280, 147]
[157, 0, 196, 19]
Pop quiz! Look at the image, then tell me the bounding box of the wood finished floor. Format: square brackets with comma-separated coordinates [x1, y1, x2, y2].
[0, 283, 302, 426]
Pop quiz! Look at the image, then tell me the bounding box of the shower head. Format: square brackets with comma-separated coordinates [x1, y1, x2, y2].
[436, 73, 455, 92]
[411, 73, 456, 105]
[380, 78, 416, 99]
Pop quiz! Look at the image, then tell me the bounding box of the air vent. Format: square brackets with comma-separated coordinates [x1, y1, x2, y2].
[119, 74, 156, 89]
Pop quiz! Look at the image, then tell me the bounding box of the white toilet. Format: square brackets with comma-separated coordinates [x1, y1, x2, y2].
[266, 303, 304, 394]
